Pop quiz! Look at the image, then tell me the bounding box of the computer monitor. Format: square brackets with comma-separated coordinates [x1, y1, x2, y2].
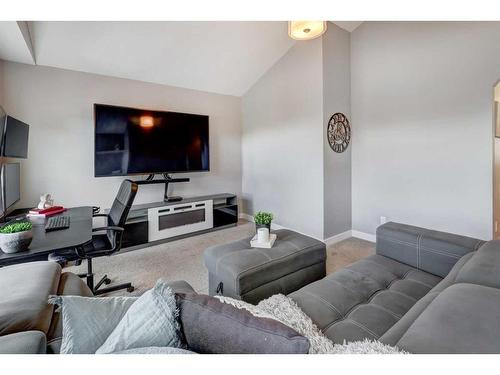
[0, 106, 6, 145]
[2, 115, 29, 158]
[0, 163, 21, 216]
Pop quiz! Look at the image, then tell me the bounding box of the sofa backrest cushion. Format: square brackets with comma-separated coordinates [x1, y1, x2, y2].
[376, 222, 484, 277]
[395, 283, 500, 353]
[176, 293, 310, 354]
[455, 240, 500, 289]
[0, 261, 61, 336]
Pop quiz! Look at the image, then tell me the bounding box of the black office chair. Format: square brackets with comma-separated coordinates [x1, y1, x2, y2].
[49, 179, 138, 295]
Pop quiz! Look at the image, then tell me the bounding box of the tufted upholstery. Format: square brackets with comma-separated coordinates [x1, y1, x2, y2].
[205, 229, 326, 304]
[289, 254, 442, 344]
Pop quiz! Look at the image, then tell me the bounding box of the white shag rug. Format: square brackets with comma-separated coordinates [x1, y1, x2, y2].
[215, 294, 407, 354]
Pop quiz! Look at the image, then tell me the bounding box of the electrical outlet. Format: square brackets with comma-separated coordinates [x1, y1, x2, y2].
[380, 216, 387, 225]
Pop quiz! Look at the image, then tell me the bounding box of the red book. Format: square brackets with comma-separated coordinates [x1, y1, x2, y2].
[29, 206, 64, 215]
[28, 207, 66, 217]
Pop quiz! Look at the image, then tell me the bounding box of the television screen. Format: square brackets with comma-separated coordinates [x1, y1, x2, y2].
[2, 115, 29, 158]
[94, 104, 210, 177]
[0, 163, 20, 216]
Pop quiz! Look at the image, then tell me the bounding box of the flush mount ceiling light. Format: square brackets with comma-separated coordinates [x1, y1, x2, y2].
[288, 21, 327, 40]
[139, 115, 154, 128]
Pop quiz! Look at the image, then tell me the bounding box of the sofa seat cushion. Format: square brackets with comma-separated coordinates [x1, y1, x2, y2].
[289, 254, 441, 344]
[395, 283, 500, 353]
[0, 261, 61, 336]
[379, 251, 474, 346]
[0, 331, 47, 354]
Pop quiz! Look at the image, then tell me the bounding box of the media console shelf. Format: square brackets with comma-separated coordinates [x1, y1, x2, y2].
[119, 193, 238, 251]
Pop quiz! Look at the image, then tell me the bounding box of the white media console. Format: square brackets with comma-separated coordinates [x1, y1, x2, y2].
[120, 193, 238, 250]
[148, 199, 214, 241]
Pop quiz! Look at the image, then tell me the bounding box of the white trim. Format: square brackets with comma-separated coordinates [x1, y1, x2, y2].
[351, 230, 376, 243]
[239, 212, 323, 242]
[324, 230, 353, 246]
[239, 213, 254, 222]
[239, 212, 378, 244]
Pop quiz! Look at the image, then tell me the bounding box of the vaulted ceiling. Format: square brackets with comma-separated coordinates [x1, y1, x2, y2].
[0, 21, 362, 96]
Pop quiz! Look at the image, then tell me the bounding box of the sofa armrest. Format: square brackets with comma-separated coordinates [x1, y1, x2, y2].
[166, 280, 196, 295]
[0, 331, 46, 354]
[376, 222, 484, 278]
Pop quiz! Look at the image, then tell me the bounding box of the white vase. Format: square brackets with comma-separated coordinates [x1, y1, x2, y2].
[0, 230, 33, 254]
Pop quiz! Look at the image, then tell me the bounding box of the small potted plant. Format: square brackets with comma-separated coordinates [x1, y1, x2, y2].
[253, 211, 273, 232]
[0, 221, 33, 254]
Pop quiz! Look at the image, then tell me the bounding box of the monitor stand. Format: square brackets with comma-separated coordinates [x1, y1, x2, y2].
[136, 173, 190, 202]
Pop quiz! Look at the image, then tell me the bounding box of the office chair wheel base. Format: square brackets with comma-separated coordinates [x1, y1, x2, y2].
[104, 277, 111, 285]
[127, 286, 135, 293]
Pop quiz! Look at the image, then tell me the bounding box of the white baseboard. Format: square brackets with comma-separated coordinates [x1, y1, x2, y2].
[239, 213, 322, 241]
[239, 213, 254, 222]
[324, 230, 353, 246]
[351, 230, 376, 243]
[239, 213, 376, 244]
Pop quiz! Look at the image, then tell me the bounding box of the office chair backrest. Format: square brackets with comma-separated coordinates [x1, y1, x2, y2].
[107, 179, 138, 248]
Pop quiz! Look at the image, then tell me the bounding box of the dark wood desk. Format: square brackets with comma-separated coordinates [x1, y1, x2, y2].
[0, 206, 93, 266]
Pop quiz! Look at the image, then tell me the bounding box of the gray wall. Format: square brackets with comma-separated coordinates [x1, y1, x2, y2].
[322, 24, 352, 238]
[0, 59, 4, 107]
[2, 61, 242, 210]
[351, 22, 500, 240]
[242, 39, 324, 239]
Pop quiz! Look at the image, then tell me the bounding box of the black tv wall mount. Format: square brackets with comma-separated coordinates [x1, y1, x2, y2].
[134, 173, 190, 202]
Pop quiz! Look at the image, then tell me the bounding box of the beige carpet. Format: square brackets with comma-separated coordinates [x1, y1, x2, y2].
[66, 221, 375, 296]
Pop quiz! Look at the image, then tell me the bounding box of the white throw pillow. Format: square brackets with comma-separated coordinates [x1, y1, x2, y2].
[96, 280, 182, 354]
[49, 295, 138, 354]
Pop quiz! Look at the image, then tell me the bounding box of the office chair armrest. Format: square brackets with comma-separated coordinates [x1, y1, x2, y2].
[92, 226, 124, 233]
[92, 213, 109, 218]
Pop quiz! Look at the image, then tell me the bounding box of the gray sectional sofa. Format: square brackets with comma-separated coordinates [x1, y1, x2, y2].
[0, 262, 92, 353]
[2, 221, 500, 354]
[178, 221, 500, 353]
[290, 222, 490, 352]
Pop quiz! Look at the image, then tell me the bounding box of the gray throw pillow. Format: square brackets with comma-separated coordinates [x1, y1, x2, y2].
[113, 347, 195, 354]
[176, 293, 310, 354]
[96, 280, 182, 354]
[48, 295, 138, 354]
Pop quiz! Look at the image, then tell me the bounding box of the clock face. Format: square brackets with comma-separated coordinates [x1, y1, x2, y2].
[327, 113, 351, 153]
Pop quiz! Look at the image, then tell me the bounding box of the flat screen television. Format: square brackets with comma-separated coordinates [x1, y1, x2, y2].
[94, 104, 210, 177]
[0, 163, 20, 216]
[0, 112, 30, 159]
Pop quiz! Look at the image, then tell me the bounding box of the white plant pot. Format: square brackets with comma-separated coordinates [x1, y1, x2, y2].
[0, 230, 33, 254]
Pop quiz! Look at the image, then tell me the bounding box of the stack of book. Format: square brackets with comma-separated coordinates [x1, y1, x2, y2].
[27, 206, 66, 218]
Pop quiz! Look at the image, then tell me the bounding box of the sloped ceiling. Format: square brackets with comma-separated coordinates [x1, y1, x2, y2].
[0, 21, 362, 97]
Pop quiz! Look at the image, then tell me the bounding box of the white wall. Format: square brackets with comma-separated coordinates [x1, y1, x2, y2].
[242, 39, 324, 239]
[351, 22, 500, 240]
[1, 61, 242, 211]
[322, 24, 352, 238]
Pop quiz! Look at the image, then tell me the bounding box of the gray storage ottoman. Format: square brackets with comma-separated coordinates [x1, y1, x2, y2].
[204, 229, 326, 304]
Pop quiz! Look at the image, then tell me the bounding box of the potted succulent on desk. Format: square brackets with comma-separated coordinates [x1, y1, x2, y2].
[253, 211, 274, 233]
[0, 221, 33, 254]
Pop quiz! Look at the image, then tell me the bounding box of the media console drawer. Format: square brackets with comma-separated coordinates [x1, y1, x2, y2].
[148, 199, 214, 242]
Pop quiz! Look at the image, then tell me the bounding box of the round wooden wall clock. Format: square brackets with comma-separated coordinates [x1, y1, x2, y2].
[327, 113, 351, 153]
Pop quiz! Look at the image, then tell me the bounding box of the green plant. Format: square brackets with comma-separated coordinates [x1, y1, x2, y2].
[0, 222, 32, 234]
[254, 211, 273, 226]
